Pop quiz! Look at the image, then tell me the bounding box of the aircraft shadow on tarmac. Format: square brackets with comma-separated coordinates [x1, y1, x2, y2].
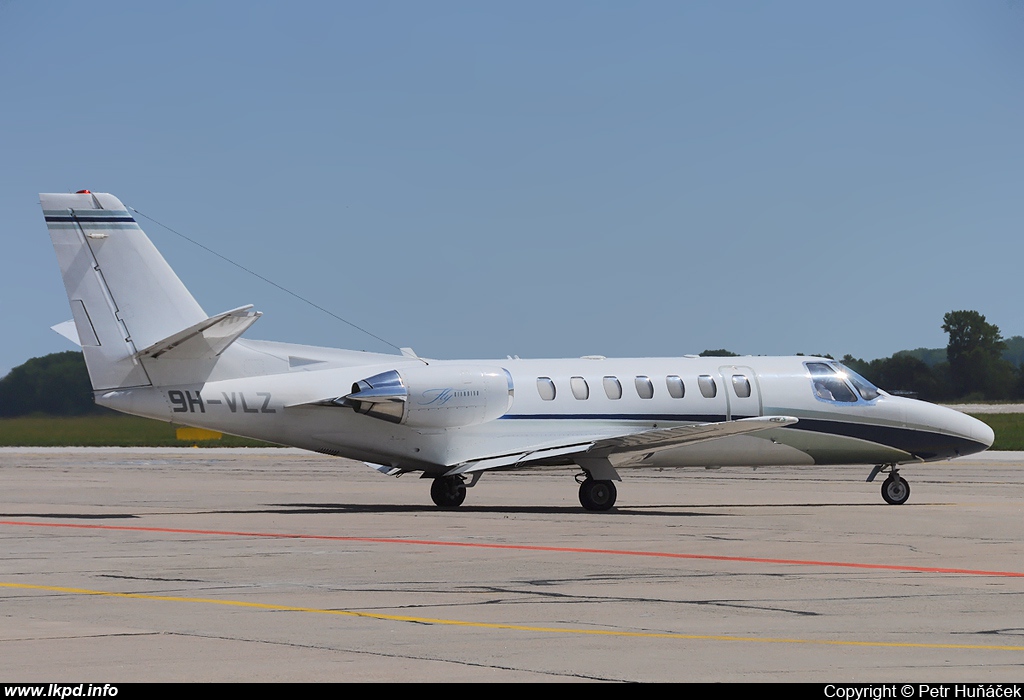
[204, 501, 927, 516]
[204, 503, 716, 516]
[0, 502, 937, 520]
[0, 513, 140, 520]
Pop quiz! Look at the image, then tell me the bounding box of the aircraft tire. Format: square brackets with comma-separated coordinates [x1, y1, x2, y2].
[880, 475, 910, 505]
[579, 478, 617, 511]
[430, 476, 467, 508]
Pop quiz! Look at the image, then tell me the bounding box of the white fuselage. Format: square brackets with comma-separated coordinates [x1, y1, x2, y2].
[97, 348, 992, 475]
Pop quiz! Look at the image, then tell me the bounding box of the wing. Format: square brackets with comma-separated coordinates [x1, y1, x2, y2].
[443, 415, 798, 477]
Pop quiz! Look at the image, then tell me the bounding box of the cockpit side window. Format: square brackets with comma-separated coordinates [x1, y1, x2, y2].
[806, 362, 858, 403]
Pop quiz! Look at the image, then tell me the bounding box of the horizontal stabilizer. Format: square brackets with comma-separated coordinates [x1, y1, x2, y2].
[135, 305, 261, 360]
[51, 319, 81, 346]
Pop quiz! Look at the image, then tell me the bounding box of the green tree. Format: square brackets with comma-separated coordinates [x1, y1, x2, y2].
[941, 310, 1015, 399]
[841, 354, 943, 400]
[0, 351, 104, 417]
[699, 349, 739, 357]
[872, 354, 942, 401]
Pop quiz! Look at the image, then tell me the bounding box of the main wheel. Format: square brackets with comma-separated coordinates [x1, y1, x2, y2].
[430, 476, 467, 508]
[579, 478, 617, 511]
[881, 475, 910, 505]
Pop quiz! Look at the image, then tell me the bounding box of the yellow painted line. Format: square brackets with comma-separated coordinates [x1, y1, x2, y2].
[3, 581, 1024, 651]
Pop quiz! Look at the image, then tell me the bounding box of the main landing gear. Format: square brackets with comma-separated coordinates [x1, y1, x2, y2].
[867, 464, 911, 505]
[577, 475, 617, 511]
[428, 471, 619, 511]
[430, 475, 466, 508]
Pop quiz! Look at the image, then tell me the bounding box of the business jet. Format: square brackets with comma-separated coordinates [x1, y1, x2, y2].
[40, 191, 994, 511]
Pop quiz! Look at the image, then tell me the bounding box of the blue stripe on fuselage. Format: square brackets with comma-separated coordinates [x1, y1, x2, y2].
[499, 414, 987, 461]
[501, 413, 734, 422]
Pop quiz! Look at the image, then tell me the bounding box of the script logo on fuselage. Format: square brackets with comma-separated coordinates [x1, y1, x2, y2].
[418, 388, 455, 406]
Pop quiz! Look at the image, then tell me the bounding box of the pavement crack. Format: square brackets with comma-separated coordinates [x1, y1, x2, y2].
[1, 631, 162, 643]
[160, 631, 624, 681]
[97, 575, 206, 583]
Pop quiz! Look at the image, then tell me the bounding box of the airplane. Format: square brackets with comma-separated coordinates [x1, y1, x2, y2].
[40, 191, 995, 511]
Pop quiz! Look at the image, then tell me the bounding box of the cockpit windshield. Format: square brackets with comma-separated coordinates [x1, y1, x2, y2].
[837, 364, 881, 401]
[806, 362, 882, 404]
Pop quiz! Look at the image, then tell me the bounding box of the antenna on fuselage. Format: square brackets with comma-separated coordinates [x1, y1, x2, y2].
[128, 206, 423, 361]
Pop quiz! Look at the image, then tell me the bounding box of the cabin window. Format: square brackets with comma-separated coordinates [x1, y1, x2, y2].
[666, 375, 685, 399]
[536, 377, 556, 401]
[635, 376, 654, 399]
[731, 375, 751, 398]
[570, 376, 590, 400]
[698, 375, 717, 398]
[603, 376, 622, 400]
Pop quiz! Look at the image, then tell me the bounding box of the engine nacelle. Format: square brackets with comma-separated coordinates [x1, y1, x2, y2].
[342, 365, 514, 429]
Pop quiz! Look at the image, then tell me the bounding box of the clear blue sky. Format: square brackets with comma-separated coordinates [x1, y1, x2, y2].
[2, 1, 1022, 377]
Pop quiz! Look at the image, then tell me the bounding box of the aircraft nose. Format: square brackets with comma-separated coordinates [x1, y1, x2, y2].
[937, 405, 991, 454]
[899, 398, 994, 459]
[944, 406, 994, 450]
[933, 404, 993, 456]
[970, 415, 995, 449]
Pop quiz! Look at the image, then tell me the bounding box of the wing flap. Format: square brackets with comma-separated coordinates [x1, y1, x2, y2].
[591, 415, 798, 459]
[444, 443, 595, 476]
[444, 416, 798, 476]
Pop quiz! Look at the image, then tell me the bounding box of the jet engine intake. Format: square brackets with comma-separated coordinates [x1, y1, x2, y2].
[341, 369, 407, 424]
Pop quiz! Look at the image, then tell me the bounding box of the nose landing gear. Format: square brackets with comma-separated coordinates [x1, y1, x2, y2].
[867, 464, 911, 505]
[880, 473, 910, 505]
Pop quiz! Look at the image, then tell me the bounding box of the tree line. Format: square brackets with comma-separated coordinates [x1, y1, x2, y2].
[0, 351, 104, 417]
[1, 310, 1021, 417]
[840, 311, 1024, 402]
[712, 310, 1024, 402]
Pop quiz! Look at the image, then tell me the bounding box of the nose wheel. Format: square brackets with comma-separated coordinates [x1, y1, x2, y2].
[578, 478, 617, 511]
[868, 464, 911, 505]
[881, 474, 910, 505]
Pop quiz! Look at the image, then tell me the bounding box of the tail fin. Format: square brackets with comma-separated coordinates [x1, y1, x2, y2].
[42, 191, 210, 390]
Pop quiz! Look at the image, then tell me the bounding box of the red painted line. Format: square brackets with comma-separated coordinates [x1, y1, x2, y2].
[3, 519, 1023, 578]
